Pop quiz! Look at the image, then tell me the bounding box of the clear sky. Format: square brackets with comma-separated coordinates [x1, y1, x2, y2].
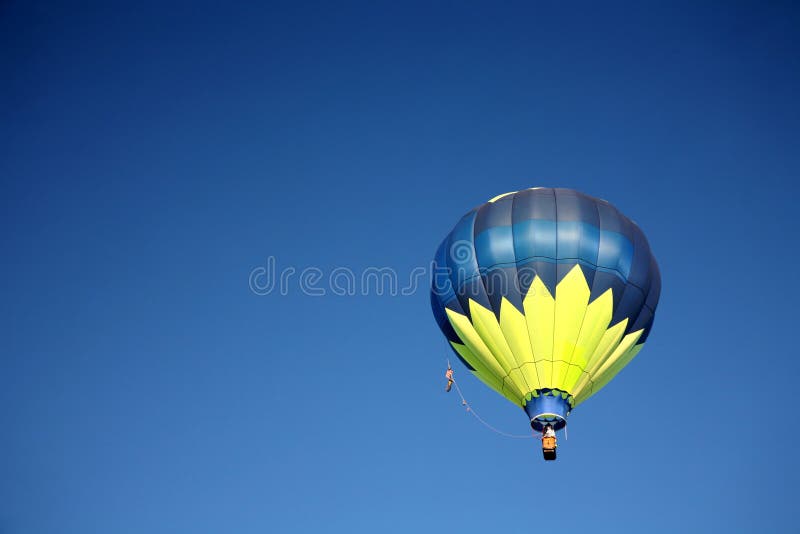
[2, 1, 799, 533]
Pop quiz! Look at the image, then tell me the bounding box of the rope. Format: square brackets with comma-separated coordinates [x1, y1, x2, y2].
[448, 375, 534, 440]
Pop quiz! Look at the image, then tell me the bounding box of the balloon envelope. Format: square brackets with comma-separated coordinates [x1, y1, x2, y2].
[430, 188, 660, 430]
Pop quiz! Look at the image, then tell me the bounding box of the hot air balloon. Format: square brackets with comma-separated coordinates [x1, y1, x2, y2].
[430, 188, 660, 460]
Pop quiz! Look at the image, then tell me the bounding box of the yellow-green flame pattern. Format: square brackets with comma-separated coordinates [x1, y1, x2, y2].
[445, 264, 645, 408]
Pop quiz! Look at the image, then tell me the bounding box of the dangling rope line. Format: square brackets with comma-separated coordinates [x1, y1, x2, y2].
[450, 379, 533, 439]
[446, 360, 533, 440]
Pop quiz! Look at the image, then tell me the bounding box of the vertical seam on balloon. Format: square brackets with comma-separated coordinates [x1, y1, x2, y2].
[627, 240, 656, 337]
[563, 200, 600, 390]
[577, 198, 606, 388]
[551, 188, 558, 387]
[471, 202, 519, 400]
[446, 213, 475, 317]
[587, 204, 631, 396]
[561, 266, 589, 390]
[615, 212, 643, 337]
[586, 204, 627, 393]
[508, 191, 534, 396]
[433, 239, 466, 336]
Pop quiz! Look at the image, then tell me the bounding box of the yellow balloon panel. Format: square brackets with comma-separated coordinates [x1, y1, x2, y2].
[444, 265, 646, 408]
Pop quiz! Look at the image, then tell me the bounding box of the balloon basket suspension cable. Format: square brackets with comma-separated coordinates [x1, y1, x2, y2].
[445, 359, 533, 440]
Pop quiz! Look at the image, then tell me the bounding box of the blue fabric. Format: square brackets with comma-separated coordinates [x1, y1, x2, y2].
[430, 188, 660, 343]
[475, 220, 632, 280]
[524, 393, 571, 431]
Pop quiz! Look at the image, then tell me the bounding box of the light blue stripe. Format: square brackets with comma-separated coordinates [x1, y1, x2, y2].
[473, 219, 633, 279]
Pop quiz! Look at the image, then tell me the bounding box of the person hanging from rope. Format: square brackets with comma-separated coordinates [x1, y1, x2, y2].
[443, 359, 535, 440]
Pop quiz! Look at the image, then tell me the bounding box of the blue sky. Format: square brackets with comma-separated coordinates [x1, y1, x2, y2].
[2, 1, 799, 533]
